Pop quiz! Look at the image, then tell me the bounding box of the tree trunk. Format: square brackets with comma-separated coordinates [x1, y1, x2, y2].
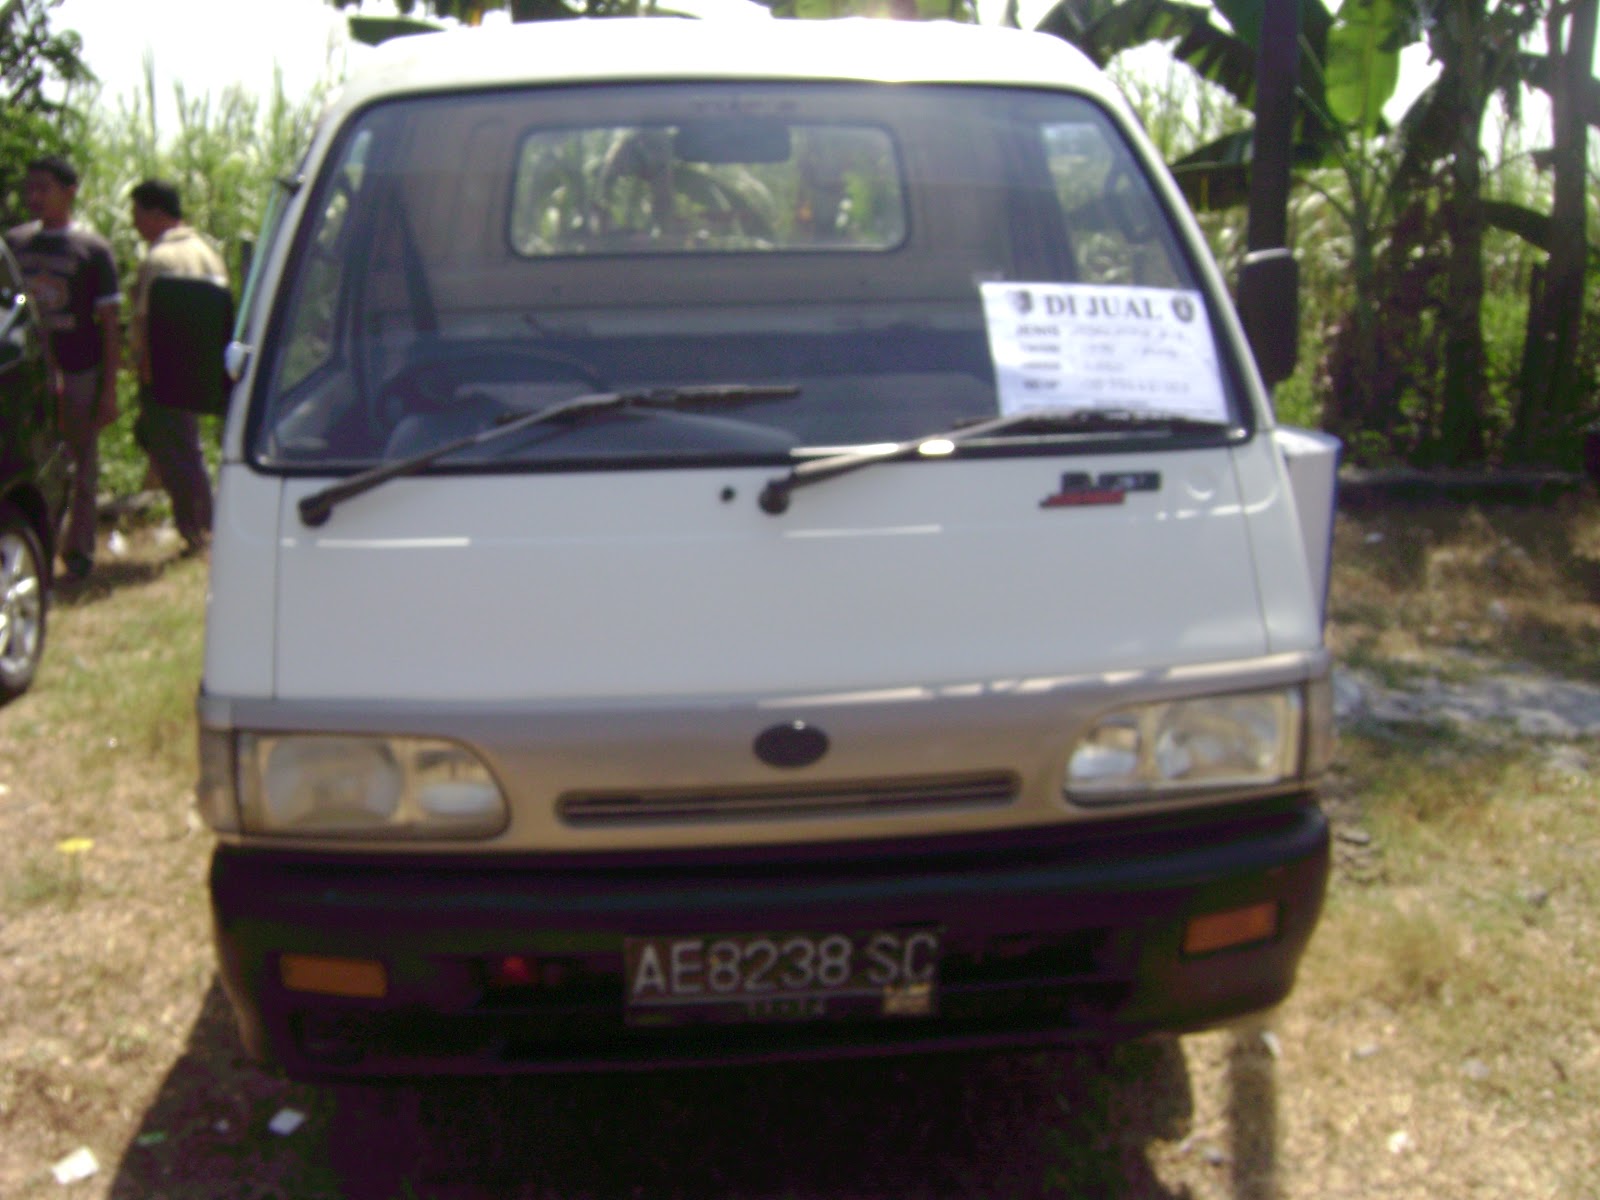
[1433, 1, 1490, 466]
[1331, 193, 1383, 435]
[1510, 0, 1598, 464]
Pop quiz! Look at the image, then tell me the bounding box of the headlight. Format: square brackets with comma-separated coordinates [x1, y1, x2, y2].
[196, 724, 241, 833]
[236, 734, 507, 838]
[1066, 688, 1302, 805]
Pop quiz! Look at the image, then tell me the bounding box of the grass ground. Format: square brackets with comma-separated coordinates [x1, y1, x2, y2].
[1, 499, 1597, 1199]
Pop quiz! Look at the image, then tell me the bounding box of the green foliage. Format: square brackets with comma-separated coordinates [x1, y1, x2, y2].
[1107, 49, 1251, 162]
[1267, 322, 1325, 428]
[1480, 279, 1528, 441]
[348, 14, 447, 44]
[73, 62, 322, 282]
[1106, 51, 1252, 272]
[760, 0, 977, 17]
[332, 0, 980, 26]
[60, 66, 326, 504]
[0, 0, 94, 225]
[1038, 0, 1346, 148]
[510, 124, 904, 254]
[0, 0, 93, 99]
[1302, 97, 1591, 469]
[0, 109, 83, 227]
[1041, 0, 1581, 471]
[335, 0, 728, 22]
[1322, 0, 1405, 136]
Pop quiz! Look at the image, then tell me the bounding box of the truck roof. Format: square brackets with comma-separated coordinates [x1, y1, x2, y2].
[334, 17, 1113, 111]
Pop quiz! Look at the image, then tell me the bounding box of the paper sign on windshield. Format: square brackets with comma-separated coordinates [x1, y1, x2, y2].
[980, 283, 1228, 422]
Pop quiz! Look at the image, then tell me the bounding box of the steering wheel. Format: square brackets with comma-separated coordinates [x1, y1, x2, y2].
[378, 343, 610, 428]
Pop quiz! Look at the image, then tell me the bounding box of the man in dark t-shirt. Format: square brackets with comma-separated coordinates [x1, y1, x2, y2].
[5, 156, 122, 581]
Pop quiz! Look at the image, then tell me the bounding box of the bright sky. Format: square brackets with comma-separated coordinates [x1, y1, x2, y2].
[52, 0, 780, 124]
[55, 0, 360, 118]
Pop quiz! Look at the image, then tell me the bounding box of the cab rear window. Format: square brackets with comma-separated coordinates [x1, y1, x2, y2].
[511, 121, 905, 256]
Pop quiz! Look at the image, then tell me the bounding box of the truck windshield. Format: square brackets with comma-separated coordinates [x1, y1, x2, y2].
[251, 81, 1236, 470]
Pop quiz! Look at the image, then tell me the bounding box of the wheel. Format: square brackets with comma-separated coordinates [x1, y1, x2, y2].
[0, 503, 48, 704]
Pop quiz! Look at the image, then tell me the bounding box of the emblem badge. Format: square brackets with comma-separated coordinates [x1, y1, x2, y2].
[1040, 471, 1161, 508]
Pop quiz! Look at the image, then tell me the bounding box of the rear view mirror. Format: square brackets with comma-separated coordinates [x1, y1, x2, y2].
[674, 118, 792, 165]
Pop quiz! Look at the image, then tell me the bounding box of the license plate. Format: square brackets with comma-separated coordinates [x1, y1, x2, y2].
[623, 928, 941, 1025]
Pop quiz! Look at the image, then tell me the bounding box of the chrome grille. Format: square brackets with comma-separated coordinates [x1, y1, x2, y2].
[558, 774, 1018, 826]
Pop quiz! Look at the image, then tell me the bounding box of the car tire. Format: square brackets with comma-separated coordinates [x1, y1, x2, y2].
[0, 502, 48, 703]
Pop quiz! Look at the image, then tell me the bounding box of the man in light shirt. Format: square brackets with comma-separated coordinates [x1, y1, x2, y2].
[129, 178, 229, 558]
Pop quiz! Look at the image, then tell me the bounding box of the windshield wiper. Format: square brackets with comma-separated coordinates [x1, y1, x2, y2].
[299, 384, 799, 527]
[757, 408, 1234, 515]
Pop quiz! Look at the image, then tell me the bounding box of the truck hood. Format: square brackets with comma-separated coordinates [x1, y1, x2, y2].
[236, 443, 1307, 703]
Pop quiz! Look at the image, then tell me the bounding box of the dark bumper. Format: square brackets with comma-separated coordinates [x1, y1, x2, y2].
[211, 798, 1328, 1079]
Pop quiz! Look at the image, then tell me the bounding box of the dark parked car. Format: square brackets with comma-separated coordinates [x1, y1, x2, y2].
[0, 238, 70, 703]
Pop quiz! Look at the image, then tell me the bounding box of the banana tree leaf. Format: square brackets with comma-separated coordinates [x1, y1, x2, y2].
[508, 0, 587, 17]
[1169, 17, 1262, 104]
[1480, 201, 1598, 262]
[1182, 0, 1338, 114]
[1036, 0, 1337, 124]
[1169, 21, 1349, 165]
[1323, 0, 1402, 136]
[760, 0, 973, 16]
[1212, 0, 1335, 70]
[1035, 0, 1215, 67]
[348, 15, 444, 45]
[1483, 199, 1599, 270]
[1171, 127, 1257, 168]
[756, 0, 811, 18]
[915, 0, 978, 18]
[1516, 49, 1600, 129]
[1516, 48, 1550, 91]
[1171, 127, 1331, 168]
[1210, 0, 1262, 46]
[1385, 76, 1457, 190]
[1167, 127, 1330, 210]
[1033, 0, 1301, 112]
[1483, 199, 1552, 252]
[1170, 159, 1251, 210]
[672, 168, 780, 238]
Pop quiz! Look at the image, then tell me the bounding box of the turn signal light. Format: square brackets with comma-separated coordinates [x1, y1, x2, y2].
[279, 954, 388, 998]
[1182, 902, 1279, 956]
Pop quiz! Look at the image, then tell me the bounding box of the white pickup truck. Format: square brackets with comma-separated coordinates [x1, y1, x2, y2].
[197, 16, 1338, 1078]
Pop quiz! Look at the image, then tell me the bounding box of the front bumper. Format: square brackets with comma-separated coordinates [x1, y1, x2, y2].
[211, 797, 1328, 1079]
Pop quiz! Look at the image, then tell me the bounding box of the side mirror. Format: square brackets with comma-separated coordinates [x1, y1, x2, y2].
[1235, 248, 1299, 389]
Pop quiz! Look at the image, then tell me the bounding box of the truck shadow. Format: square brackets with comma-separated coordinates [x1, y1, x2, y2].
[109, 981, 1278, 1199]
